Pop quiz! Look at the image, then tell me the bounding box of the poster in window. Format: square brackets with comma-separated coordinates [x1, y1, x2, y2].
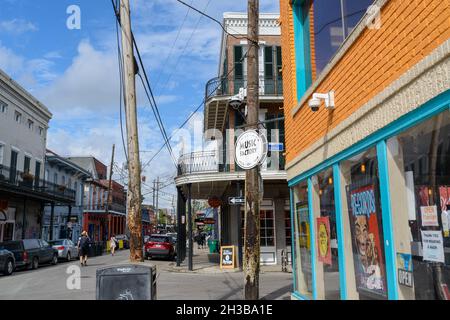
[347, 183, 387, 298]
[316, 216, 332, 265]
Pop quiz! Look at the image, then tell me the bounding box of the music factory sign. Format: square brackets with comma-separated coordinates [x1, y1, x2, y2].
[235, 130, 267, 170]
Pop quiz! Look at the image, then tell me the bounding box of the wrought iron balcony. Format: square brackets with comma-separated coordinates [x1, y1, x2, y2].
[0, 165, 76, 201]
[83, 203, 126, 214]
[205, 75, 283, 102]
[177, 150, 285, 176]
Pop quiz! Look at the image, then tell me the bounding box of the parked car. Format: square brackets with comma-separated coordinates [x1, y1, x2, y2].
[0, 248, 15, 276]
[115, 234, 129, 249]
[144, 234, 175, 260]
[0, 239, 58, 270]
[48, 239, 79, 261]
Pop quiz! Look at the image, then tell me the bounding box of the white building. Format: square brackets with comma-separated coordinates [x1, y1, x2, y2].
[0, 68, 75, 241]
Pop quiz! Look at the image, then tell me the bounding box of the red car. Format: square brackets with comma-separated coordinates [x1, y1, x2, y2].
[144, 234, 175, 260]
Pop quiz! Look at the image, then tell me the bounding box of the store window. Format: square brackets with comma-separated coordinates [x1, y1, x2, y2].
[341, 147, 388, 299]
[314, 167, 341, 299]
[293, 181, 313, 298]
[311, 0, 374, 76]
[260, 210, 275, 247]
[388, 110, 450, 300]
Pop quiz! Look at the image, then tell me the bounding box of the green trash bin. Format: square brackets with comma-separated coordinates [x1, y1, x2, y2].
[211, 240, 219, 253]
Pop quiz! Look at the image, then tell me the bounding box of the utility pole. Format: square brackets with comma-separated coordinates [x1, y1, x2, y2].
[244, 0, 261, 300]
[106, 144, 115, 239]
[120, 0, 143, 262]
[155, 176, 159, 229]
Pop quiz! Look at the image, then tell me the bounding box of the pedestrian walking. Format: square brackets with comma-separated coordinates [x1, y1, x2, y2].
[77, 231, 91, 266]
[195, 233, 202, 249]
[110, 234, 117, 256]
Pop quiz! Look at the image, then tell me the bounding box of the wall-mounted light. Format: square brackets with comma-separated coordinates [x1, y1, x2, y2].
[308, 90, 335, 112]
[328, 177, 333, 185]
[361, 164, 366, 173]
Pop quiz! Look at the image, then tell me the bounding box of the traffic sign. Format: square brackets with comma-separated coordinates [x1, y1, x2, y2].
[229, 197, 245, 205]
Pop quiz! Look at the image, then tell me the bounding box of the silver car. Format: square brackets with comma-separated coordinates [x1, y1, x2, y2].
[48, 239, 79, 261]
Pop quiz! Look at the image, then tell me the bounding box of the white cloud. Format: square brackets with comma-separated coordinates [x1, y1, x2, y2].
[0, 19, 38, 35]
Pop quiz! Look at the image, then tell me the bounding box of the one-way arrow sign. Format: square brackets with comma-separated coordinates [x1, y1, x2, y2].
[228, 197, 245, 205]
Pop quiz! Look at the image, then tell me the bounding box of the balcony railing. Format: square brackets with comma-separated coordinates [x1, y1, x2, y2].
[205, 76, 283, 102]
[177, 150, 285, 176]
[177, 151, 221, 175]
[0, 165, 76, 201]
[83, 203, 126, 213]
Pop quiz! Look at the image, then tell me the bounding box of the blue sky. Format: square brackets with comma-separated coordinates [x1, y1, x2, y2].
[0, 0, 280, 206]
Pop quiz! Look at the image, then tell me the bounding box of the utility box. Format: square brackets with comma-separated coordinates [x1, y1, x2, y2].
[96, 264, 157, 300]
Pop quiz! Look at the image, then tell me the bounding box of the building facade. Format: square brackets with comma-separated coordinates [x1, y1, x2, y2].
[42, 150, 91, 242]
[0, 68, 76, 241]
[68, 157, 126, 242]
[280, 0, 449, 299]
[175, 12, 290, 266]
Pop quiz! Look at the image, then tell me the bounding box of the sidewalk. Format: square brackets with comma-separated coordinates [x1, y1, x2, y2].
[167, 246, 293, 274]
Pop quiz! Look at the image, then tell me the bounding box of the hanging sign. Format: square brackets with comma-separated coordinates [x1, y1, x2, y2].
[420, 205, 439, 227]
[235, 130, 267, 170]
[421, 230, 445, 263]
[397, 253, 413, 288]
[220, 246, 236, 269]
[316, 217, 332, 265]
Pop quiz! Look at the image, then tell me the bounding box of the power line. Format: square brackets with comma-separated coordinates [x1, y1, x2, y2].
[140, 47, 250, 170]
[153, 0, 194, 90]
[156, 0, 212, 97]
[175, 0, 258, 46]
[112, 0, 177, 169]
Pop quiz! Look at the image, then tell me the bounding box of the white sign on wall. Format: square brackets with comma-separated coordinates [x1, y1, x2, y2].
[421, 230, 445, 263]
[235, 130, 267, 170]
[421, 205, 439, 227]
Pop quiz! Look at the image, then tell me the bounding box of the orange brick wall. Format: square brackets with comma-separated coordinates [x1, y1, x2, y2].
[280, 0, 450, 164]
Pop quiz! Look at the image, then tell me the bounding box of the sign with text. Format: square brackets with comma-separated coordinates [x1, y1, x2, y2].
[220, 246, 236, 269]
[347, 183, 387, 299]
[421, 230, 445, 263]
[397, 253, 413, 288]
[203, 218, 216, 225]
[268, 142, 283, 152]
[228, 197, 245, 205]
[420, 205, 439, 227]
[316, 216, 332, 265]
[235, 130, 267, 170]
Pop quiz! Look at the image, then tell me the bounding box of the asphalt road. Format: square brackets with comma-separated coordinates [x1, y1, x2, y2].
[0, 250, 292, 300]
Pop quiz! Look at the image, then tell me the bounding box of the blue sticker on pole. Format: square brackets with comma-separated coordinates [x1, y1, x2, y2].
[268, 142, 284, 152]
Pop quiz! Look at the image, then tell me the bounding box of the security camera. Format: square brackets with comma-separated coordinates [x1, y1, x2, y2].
[228, 87, 247, 109]
[307, 91, 335, 112]
[308, 97, 321, 112]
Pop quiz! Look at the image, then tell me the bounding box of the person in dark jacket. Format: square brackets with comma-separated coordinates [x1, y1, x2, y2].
[77, 231, 91, 266]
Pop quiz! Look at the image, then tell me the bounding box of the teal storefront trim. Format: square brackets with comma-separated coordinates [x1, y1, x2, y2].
[376, 141, 398, 300]
[307, 177, 317, 299]
[332, 163, 347, 300]
[289, 187, 297, 293]
[292, 0, 312, 101]
[288, 89, 450, 188]
[287, 89, 450, 300]
[292, 291, 310, 300]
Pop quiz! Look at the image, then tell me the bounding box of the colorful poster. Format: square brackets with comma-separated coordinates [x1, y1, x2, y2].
[421, 230, 445, 263]
[316, 217, 332, 265]
[347, 184, 387, 298]
[420, 205, 439, 227]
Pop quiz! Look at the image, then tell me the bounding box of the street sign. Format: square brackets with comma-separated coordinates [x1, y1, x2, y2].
[268, 142, 284, 152]
[235, 130, 267, 170]
[229, 197, 245, 205]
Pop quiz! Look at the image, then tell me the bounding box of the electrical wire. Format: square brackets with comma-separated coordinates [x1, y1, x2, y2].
[153, 0, 195, 90]
[140, 47, 250, 171]
[111, 0, 177, 169]
[156, 0, 212, 96]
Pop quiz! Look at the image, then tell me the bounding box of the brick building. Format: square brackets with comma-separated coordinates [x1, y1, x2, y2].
[280, 0, 449, 300]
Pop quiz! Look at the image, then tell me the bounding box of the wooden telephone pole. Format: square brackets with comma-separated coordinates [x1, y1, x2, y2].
[244, 0, 261, 300]
[120, 0, 143, 262]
